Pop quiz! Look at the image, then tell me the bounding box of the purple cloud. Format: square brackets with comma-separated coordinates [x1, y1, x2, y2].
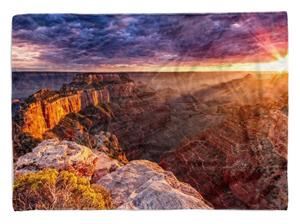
[12, 13, 288, 70]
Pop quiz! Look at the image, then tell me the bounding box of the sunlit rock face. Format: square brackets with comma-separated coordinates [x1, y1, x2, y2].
[21, 89, 110, 139]
[96, 160, 212, 209]
[16, 74, 136, 139]
[20, 100, 48, 139]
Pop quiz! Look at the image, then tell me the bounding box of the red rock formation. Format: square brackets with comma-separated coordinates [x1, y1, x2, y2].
[21, 100, 48, 139]
[160, 107, 288, 209]
[18, 74, 136, 139]
[13, 72, 288, 209]
[21, 88, 110, 139]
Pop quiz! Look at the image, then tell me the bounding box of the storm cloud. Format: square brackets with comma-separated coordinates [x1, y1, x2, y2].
[12, 13, 288, 71]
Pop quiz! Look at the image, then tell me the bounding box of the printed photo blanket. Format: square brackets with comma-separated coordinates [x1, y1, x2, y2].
[12, 12, 288, 210]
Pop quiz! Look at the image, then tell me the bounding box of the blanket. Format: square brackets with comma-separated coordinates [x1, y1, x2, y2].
[12, 12, 288, 210]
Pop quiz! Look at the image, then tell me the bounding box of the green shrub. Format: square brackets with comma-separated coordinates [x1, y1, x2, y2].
[13, 169, 112, 210]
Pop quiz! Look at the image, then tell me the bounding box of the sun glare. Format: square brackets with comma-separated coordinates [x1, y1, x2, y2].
[136, 55, 288, 73]
[252, 55, 288, 72]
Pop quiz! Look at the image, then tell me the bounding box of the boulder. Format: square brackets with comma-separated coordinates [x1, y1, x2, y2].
[15, 139, 98, 176]
[96, 160, 212, 209]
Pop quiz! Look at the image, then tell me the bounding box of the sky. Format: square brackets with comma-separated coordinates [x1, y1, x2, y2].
[12, 13, 288, 72]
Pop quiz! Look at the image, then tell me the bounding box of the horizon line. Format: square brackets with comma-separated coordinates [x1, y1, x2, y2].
[12, 70, 288, 73]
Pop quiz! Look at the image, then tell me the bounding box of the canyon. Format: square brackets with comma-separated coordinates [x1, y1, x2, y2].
[12, 72, 288, 209]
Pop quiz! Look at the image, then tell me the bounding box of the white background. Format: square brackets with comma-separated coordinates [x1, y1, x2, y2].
[0, 0, 299, 223]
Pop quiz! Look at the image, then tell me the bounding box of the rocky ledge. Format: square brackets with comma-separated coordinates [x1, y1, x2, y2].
[97, 160, 212, 209]
[14, 139, 212, 210]
[14, 138, 122, 177]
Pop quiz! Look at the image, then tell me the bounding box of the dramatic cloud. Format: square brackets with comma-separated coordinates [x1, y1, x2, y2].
[12, 13, 288, 71]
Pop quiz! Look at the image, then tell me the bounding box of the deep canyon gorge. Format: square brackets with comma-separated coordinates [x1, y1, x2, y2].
[12, 72, 288, 209]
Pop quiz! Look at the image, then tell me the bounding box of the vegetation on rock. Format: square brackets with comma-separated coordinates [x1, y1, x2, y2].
[13, 169, 112, 210]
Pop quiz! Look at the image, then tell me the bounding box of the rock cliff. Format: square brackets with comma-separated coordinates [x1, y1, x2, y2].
[13, 73, 170, 159]
[15, 74, 137, 139]
[21, 88, 110, 138]
[15, 139, 212, 209]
